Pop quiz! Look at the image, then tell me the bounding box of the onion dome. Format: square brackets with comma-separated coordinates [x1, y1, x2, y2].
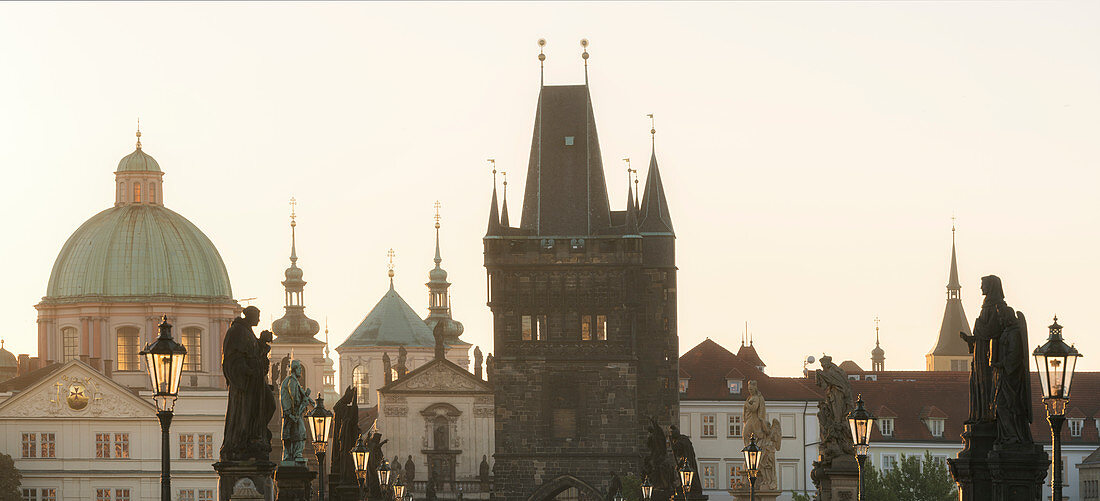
[424, 204, 467, 345]
[272, 199, 321, 343]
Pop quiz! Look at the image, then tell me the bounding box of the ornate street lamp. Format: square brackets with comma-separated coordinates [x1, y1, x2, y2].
[306, 395, 334, 501]
[742, 433, 762, 501]
[139, 316, 187, 501]
[678, 460, 694, 500]
[1034, 316, 1083, 501]
[351, 436, 370, 489]
[641, 477, 653, 501]
[378, 457, 393, 496]
[613, 492, 625, 501]
[393, 475, 406, 500]
[847, 394, 875, 501]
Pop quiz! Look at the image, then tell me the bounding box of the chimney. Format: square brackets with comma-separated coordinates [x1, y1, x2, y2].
[30, 357, 41, 371]
[103, 360, 113, 379]
[16, 354, 30, 376]
[89, 358, 102, 371]
[79, 354, 89, 364]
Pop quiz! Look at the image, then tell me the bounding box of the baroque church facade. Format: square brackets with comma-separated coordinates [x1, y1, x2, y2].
[484, 49, 680, 500]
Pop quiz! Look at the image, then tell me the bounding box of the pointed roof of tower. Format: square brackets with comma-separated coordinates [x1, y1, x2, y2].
[519, 83, 612, 236]
[872, 318, 885, 359]
[639, 143, 674, 234]
[486, 166, 500, 236]
[500, 170, 510, 227]
[338, 279, 437, 350]
[929, 228, 972, 357]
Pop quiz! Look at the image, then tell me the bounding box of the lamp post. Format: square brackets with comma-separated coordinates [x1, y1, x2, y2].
[393, 475, 406, 501]
[742, 433, 762, 501]
[307, 395, 334, 501]
[640, 476, 653, 501]
[139, 316, 187, 501]
[847, 395, 875, 501]
[378, 457, 392, 499]
[1033, 316, 1083, 501]
[678, 461, 694, 501]
[351, 436, 370, 497]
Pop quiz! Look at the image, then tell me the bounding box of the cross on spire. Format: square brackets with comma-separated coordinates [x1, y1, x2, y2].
[136, 118, 142, 149]
[387, 248, 396, 281]
[434, 200, 441, 229]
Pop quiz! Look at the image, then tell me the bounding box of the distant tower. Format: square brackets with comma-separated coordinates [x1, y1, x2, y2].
[423, 201, 466, 344]
[871, 317, 885, 371]
[926, 223, 972, 371]
[485, 40, 678, 501]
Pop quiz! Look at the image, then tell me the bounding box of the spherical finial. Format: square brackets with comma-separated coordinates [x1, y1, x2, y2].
[538, 53, 546, 62]
[580, 38, 589, 60]
[580, 38, 588, 48]
[135, 118, 143, 150]
[538, 38, 546, 48]
[387, 248, 395, 279]
[538, 38, 547, 62]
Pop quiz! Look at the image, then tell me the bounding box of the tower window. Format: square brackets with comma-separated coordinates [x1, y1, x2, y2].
[581, 315, 608, 341]
[352, 365, 369, 404]
[133, 183, 141, 203]
[116, 327, 140, 371]
[61, 327, 79, 362]
[596, 315, 607, 340]
[564, 136, 575, 146]
[521, 315, 546, 341]
[181, 327, 202, 372]
[149, 183, 156, 204]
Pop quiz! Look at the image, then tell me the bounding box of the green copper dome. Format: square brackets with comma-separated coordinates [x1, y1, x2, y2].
[44, 205, 233, 302]
[116, 148, 161, 173]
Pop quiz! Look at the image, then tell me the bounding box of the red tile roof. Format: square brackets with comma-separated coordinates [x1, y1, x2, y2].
[736, 343, 766, 368]
[679, 339, 822, 401]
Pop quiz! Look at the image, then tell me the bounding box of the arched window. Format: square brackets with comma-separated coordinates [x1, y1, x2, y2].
[116, 327, 140, 371]
[133, 183, 141, 203]
[61, 327, 79, 362]
[118, 183, 124, 203]
[352, 365, 369, 404]
[149, 183, 157, 204]
[181, 327, 202, 372]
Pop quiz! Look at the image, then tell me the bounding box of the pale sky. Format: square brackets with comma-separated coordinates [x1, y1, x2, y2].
[2, 2, 1098, 378]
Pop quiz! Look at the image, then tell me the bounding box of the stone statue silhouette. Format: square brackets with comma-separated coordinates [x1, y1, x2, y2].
[383, 352, 392, 384]
[977, 276, 1035, 446]
[280, 359, 313, 463]
[744, 380, 783, 490]
[812, 354, 856, 481]
[329, 386, 360, 485]
[669, 424, 703, 493]
[479, 455, 490, 485]
[365, 430, 389, 498]
[220, 306, 277, 461]
[644, 416, 676, 494]
[405, 455, 416, 483]
[485, 353, 494, 383]
[961, 276, 1000, 424]
[434, 322, 447, 360]
[397, 346, 408, 378]
[474, 347, 483, 379]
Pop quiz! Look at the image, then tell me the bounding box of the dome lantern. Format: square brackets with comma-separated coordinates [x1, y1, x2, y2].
[115, 124, 165, 207]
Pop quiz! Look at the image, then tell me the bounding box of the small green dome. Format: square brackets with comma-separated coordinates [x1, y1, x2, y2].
[116, 148, 161, 173]
[0, 345, 16, 369]
[45, 205, 232, 302]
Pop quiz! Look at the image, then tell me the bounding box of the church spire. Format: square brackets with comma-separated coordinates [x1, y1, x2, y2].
[425, 204, 465, 344]
[926, 223, 972, 370]
[500, 170, 510, 227]
[624, 158, 638, 233]
[486, 160, 500, 235]
[387, 248, 396, 288]
[871, 316, 885, 371]
[271, 197, 321, 344]
[639, 114, 674, 234]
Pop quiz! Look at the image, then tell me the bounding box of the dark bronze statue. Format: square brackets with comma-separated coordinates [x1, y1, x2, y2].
[434, 322, 447, 360]
[220, 306, 277, 461]
[474, 347, 484, 379]
[479, 455, 490, 485]
[330, 386, 360, 485]
[961, 277, 997, 424]
[644, 416, 676, 494]
[669, 424, 703, 493]
[365, 430, 389, 498]
[976, 276, 1035, 445]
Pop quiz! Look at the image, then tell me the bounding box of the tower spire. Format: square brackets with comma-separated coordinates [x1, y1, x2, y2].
[538, 38, 546, 87]
[581, 38, 590, 85]
[947, 217, 960, 295]
[871, 316, 885, 371]
[500, 170, 510, 227]
[289, 197, 298, 263]
[324, 317, 330, 358]
[486, 159, 500, 235]
[926, 223, 971, 370]
[135, 118, 142, 150]
[434, 201, 442, 265]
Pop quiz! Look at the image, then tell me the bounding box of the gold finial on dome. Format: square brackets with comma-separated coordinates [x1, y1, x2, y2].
[434, 200, 441, 229]
[136, 118, 142, 150]
[289, 197, 298, 227]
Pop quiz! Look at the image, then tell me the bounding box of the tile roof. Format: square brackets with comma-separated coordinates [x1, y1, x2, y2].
[678, 339, 822, 402]
[735, 343, 765, 369]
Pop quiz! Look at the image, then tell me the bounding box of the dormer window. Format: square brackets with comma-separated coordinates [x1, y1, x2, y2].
[1069, 418, 1084, 437]
[926, 418, 945, 437]
[727, 379, 742, 394]
[848, 374, 860, 381]
[679, 378, 689, 394]
[878, 418, 894, 436]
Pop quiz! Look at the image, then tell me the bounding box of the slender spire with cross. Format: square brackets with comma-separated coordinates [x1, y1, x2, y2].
[581, 38, 590, 84]
[647, 113, 656, 147]
[289, 197, 298, 263]
[537, 39, 546, 87]
[500, 169, 510, 227]
[434, 200, 443, 265]
[875, 316, 881, 346]
[136, 118, 142, 150]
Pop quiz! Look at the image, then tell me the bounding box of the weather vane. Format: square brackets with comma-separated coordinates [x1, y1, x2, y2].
[647, 113, 655, 136]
